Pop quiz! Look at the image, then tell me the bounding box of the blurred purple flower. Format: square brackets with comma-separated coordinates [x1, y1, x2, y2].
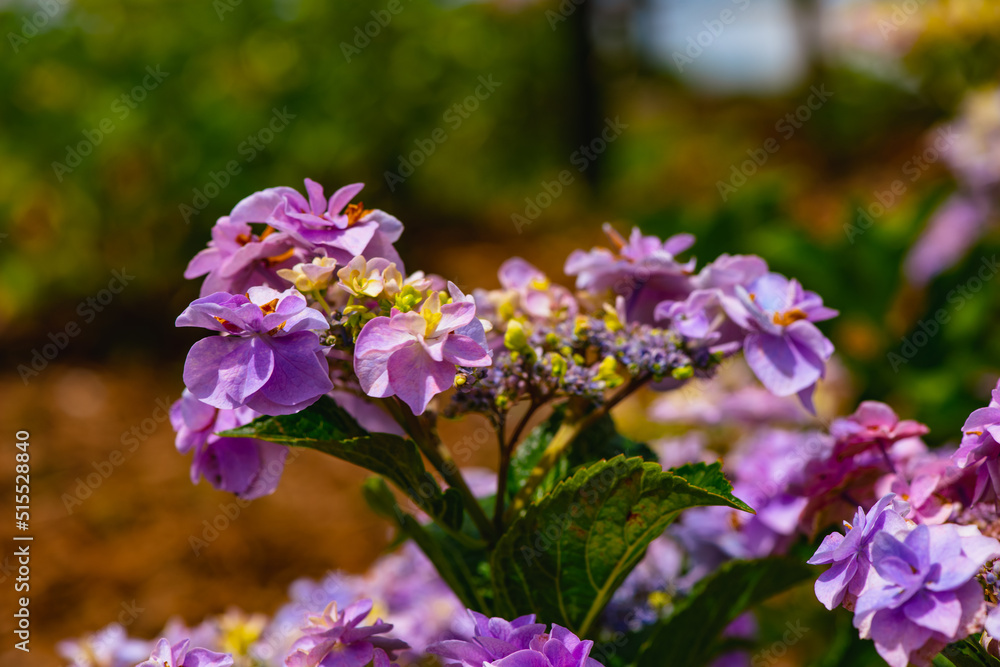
[831, 401, 929, 460]
[904, 195, 992, 287]
[285, 599, 408, 667]
[177, 286, 333, 416]
[170, 390, 288, 499]
[354, 284, 491, 414]
[57, 623, 151, 667]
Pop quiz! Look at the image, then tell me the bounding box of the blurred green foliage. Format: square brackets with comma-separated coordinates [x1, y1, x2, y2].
[1, 0, 999, 441]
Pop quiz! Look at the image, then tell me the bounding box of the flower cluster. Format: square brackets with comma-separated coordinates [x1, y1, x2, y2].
[171, 179, 839, 506]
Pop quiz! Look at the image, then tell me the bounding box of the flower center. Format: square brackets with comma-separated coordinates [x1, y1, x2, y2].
[344, 202, 372, 227]
[772, 308, 808, 326]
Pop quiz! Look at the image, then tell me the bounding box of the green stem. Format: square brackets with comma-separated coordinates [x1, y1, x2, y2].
[504, 374, 652, 521]
[393, 399, 497, 544]
[311, 289, 333, 317]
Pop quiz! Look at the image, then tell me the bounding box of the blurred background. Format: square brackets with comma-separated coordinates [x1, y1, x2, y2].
[1, 0, 999, 664]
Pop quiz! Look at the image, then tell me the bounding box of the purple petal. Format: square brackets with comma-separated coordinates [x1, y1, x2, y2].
[386, 345, 456, 414]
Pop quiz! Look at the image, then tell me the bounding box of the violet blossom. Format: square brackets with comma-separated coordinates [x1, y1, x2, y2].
[831, 401, 929, 459]
[285, 599, 408, 667]
[953, 378, 1000, 503]
[138, 638, 233, 667]
[719, 272, 837, 411]
[808, 493, 911, 611]
[565, 224, 696, 324]
[428, 611, 604, 667]
[177, 286, 333, 416]
[231, 179, 403, 267]
[185, 217, 302, 298]
[170, 389, 288, 499]
[853, 523, 1000, 667]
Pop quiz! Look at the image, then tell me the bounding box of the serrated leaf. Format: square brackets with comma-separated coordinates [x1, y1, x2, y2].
[222, 396, 459, 528]
[636, 558, 815, 667]
[491, 456, 752, 636]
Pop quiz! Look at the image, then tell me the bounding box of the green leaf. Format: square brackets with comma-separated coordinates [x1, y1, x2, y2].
[636, 558, 815, 667]
[221, 395, 368, 442]
[363, 476, 493, 613]
[222, 396, 459, 528]
[940, 638, 1000, 667]
[491, 456, 752, 636]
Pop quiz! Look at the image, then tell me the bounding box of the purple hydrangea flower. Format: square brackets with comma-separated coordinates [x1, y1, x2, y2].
[177, 286, 333, 416]
[57, 623, 151, 667]
[854, 523, 1000, 667]
[429, 611, 604, 667]
[185, 217, 303, 297]
[565, 224, 696, 324]
[719, 272, 837, 411]
[808, 493, 911, 611]
[354, 284, 491, 414]
[285, 599, 408, 667]
[953, 378, 1000, 503]
[170, 389, 288, 499]
[232, 179, 403, 267]
[138, 638, 233, 667]
[831, 401, 929, 459]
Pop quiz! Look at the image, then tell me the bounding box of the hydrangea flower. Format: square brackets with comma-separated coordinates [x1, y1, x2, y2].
[831, 401, 929, 459]
[565, 224, 696, 323]
[428, 611, 604, 667]
[170, 390, 288, 499]
[138, 638, 233, 667]
[285, 599, 408, 667]
[719, 272, 837, 411]
[953, 378, 1000, 502]
[231, 179, 403, 267]
[354, 284, 491, 414]
[854, 523, 1000, 667]
[808, 493, 911, 611]
[185, 217, 302, 297]
[177, 286, 333, 416]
